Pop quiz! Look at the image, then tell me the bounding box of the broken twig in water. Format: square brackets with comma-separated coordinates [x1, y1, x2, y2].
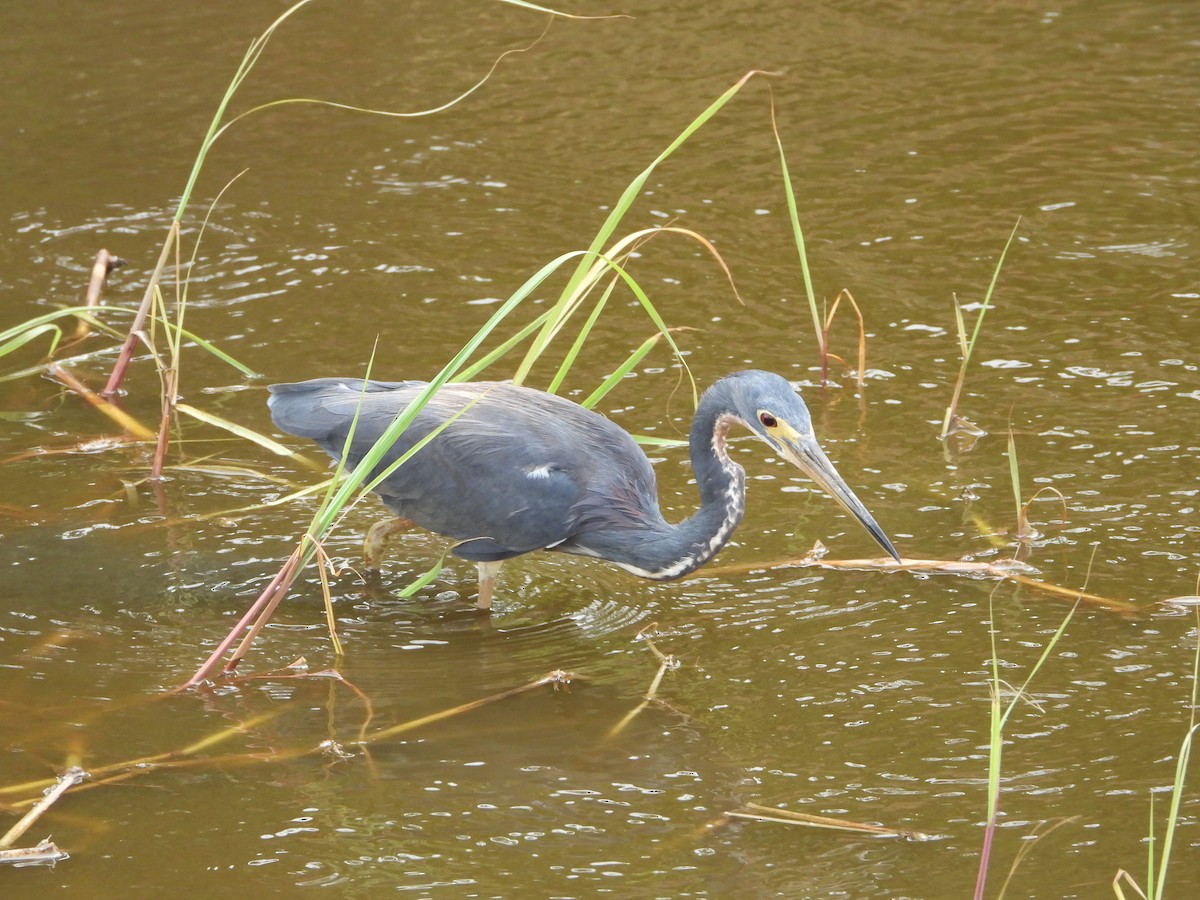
[0, 708, 293, 804]
[0, 766, 87, 852]
[607, 626, 679, 739]
[0, 839, 70, 867]
[72, 249, 127, 340]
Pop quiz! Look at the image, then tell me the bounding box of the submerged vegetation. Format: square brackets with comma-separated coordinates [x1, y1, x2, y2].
[0, 0, 1195, 893]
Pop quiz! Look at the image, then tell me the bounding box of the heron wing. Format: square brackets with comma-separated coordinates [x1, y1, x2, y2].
[268, 378, 662, 561]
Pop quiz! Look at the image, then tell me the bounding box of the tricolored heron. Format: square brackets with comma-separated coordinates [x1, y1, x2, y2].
[268, 370, 899, 609]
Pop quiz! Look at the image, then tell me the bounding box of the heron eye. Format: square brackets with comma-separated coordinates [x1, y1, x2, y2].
[759, 412, 778, 428]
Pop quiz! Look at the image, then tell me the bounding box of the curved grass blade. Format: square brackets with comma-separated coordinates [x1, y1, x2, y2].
[941, 219, 1021, 439]
[514, 69, 773, 385]
[156, 321, 258, 378]
[176, 402, 316, 464]
[0, 324, 62, 361]
[770, 92, 822, 370]
[581, 327, 693, 410]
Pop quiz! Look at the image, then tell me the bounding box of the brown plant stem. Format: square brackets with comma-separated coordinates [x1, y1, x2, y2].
[102, 221, 178, 397]
[224, 551, 306, 674]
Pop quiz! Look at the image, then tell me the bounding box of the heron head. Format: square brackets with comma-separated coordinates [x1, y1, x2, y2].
[722, 370, 901, 563]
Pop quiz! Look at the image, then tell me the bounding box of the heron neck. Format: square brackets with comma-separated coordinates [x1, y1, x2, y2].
[602, 399, 747, 581]
[674, 406, 748, 574]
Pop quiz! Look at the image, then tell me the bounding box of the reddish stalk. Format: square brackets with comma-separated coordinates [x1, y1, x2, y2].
[102, 221, 178, 397]
[224, 550, 307, 674]
[974, 798, 999, 900]
[182, 545, 304, 688]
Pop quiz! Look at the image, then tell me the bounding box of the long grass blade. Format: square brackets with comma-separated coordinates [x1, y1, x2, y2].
[770, 92, 822, 372]
[0, 306, 117, 347]
[453, 307, 556, 383]
[176, 403, 313, 462]
[210, 24, 556, 144]
[581, 328, 689, 410]
[941, 220, 1020, 439]
[547, 276, 620, 394]
[514, 70, 771, 385]
[0, 323, 62, 361]
[1151, 610, 1200, 900]
[157, 321, 258, 377]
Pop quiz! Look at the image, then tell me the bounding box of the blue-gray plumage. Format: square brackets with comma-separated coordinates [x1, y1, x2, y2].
[268, 371, 900, 609]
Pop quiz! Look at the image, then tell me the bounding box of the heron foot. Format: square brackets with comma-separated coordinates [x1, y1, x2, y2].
[363, 517, 415, 569]
[475, 560, 504, 611]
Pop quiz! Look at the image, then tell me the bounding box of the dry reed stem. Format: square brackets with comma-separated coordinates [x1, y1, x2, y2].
[1015, 486, 1069, 543]
[995, 816, 1079, 898]
[0, 706, 295, 804]
[150, 370, 175, 480]
[0, 437, 133, 465]
[313, 544, 345, 658]
[47, 364, 155, 440]
[5, 751, 305, 812]
[362, 670, 579, 744]
[725, 801, 931, 840]
[823, 289, 867, 390]
[0, 667, 581, 853]
[227, 662, 376, 743]
[0, 766, 87, 850]
[1113, 868, 1150, 900]
[606, 660, 671, 739]
[224, 546, 311, 672]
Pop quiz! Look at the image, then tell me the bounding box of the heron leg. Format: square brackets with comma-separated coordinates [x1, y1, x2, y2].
[475, 560, 504, 611]
[363, 517, 415, 569]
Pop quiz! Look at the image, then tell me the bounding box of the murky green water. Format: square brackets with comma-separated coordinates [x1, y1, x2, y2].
[2, 1, 1198, 896]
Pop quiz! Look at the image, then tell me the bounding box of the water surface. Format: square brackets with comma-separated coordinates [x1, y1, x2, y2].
[2, 1, 1198, 896]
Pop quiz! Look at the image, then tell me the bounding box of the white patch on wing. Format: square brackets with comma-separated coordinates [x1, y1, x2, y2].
[526, 464, 555, 480]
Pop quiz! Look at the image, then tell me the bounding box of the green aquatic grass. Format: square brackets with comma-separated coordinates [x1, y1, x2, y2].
[1114, 607, 1200, 900]
[770, 96, 823, 378]
[512, 70, 770, 397]
[941, 220, 1021, 440]
[771, 99, 870, 388]
[1005, 426, 1068, 545]
[0, 306, 113, 365]
[975, 587, 1077, 900]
